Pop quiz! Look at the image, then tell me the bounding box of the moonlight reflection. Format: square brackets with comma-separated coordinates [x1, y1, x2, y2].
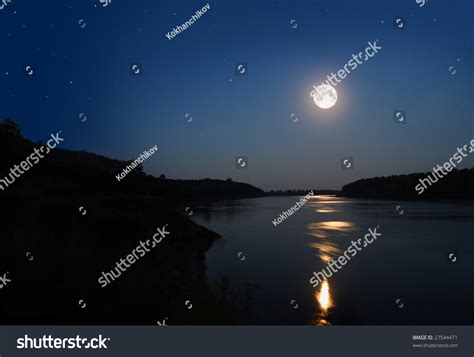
[314, 280, 333, 325]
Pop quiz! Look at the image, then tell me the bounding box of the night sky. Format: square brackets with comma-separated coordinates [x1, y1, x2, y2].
[1, 0, 472, 190]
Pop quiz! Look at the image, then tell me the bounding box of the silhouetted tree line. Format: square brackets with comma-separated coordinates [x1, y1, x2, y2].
[266, 189, 339, 196]
[341, 170, 474, 200]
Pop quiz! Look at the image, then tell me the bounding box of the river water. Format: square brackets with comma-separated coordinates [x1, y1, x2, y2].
[192, 195, 474, 324]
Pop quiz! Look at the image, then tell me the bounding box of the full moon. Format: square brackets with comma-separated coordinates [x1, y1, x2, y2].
[311, 84, 338, 109]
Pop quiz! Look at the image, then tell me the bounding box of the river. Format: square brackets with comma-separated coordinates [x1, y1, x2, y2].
[192, 195, 474, 324]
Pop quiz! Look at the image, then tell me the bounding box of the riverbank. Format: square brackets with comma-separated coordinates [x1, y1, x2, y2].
[0, 120, 243, 324]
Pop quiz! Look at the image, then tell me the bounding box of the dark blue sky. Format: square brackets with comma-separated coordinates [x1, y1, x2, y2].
[1, 0, 472, 190]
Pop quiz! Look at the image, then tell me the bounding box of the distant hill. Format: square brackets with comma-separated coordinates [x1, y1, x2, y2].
[0, 119, 265, 201]
[341, 169, 474, 200]
[47, 149, 265, 200]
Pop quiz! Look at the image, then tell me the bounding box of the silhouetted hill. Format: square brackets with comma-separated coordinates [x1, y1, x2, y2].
[49, 148, 127, 174]
[0, 119, 264, 201]
[46, 148, 265, 200]
[0, 119, 249, 324]
[341, 169, 474, 200]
